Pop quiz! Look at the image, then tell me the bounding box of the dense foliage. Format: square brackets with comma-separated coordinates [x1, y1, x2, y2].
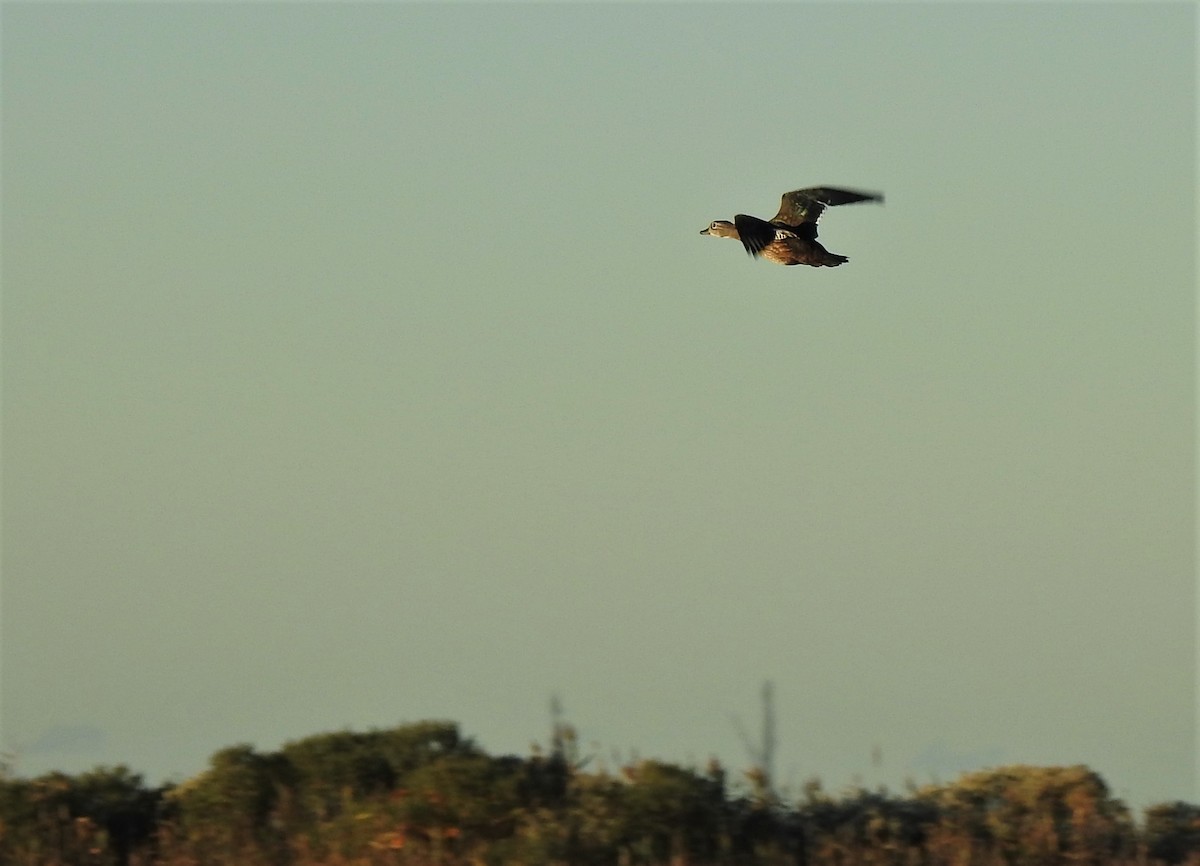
[0, 720, 1195, 866]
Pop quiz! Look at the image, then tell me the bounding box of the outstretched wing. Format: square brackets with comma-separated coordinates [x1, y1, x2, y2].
[733, 214, 783, 257]
[770, 186, 884, 229]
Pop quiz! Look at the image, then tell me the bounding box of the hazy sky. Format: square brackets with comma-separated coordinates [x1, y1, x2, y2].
[2, 2, 1195, 811]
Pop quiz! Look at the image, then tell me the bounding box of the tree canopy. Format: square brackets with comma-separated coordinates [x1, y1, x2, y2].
[0, 720, 1193, 866]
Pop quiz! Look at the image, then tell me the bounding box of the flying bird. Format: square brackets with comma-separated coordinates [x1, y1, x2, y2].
[701, 186, 883, 267]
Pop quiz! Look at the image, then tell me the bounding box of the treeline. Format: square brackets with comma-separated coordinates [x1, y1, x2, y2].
[1, 719, 1198, 866]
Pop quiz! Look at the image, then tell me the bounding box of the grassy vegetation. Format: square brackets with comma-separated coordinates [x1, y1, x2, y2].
[1, 720, 1196, 866]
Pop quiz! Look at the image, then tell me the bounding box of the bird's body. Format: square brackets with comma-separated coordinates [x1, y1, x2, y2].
[702, 216, 849, 267]
[701, 186, 883, 267]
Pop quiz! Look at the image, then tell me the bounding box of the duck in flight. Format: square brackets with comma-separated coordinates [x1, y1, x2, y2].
[701, 186, 883, 267]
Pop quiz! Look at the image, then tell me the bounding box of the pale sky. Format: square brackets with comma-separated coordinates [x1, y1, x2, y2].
[2, 2, 1195, 811]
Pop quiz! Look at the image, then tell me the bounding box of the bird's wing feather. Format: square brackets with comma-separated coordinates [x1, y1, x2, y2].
[733, 214, 784, 257]
[771, 186, 884, 227]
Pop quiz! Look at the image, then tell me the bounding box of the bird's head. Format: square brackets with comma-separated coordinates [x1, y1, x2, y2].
[700, 220, 739, 239]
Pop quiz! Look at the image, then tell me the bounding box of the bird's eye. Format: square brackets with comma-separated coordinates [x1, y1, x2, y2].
[710, 222, 719, 230]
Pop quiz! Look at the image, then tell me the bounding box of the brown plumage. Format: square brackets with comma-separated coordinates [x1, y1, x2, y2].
[700, 186, 883, 267]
